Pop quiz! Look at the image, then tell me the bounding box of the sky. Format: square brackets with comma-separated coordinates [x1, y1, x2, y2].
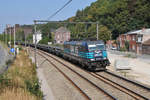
[0, 0, 97, 25]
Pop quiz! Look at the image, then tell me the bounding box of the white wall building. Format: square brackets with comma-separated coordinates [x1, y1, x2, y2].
[33, 30, 42, 44]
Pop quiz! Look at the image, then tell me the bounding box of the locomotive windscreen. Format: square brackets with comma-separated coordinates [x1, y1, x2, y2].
[88, 44, 105, 51]
[96, 44, 105, 50]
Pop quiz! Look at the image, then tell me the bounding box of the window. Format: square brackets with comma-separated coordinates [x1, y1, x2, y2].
[132, 36, 135, 41]
[88, 44, 105, 51]
[96, 44, 105, 50]
[88, 45, 96, 51]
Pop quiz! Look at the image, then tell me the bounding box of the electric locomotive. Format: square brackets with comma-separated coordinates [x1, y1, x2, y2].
[63, 40, 110, 70]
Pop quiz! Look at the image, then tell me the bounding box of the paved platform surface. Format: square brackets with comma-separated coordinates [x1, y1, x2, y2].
[107, 51, 150, 86]
[29, 51, 55, 100]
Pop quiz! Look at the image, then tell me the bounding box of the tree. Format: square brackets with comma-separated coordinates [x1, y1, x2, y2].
[125, 41, 129, 51]
[16, 29, 25, 41]
[87, 24, 96, 38]
[26, 34, 33, 43]
[99, 25, 111, 43]
[38, 36, 51, 44]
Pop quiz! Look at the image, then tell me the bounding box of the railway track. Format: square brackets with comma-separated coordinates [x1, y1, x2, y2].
[96, 71, 150, 99]
[90, 73, 150, 100]
[30, 47, 150, 100]
[31, 48, 116, 100]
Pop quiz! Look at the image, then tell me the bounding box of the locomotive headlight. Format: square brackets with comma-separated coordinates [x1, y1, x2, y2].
[90, 59, 95, 61]
[103, 57, 107, 59]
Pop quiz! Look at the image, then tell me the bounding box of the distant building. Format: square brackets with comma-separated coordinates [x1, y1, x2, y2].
[54, 27, 70, 44]
[5, 24, 33, 36]
[23, 26, 33, 36]
[33, 30, 42, 44]
[5, 24, 20, 35]
[118, 28, 150, 54]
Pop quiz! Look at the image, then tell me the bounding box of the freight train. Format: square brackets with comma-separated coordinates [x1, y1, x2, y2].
[21, 40, 110, 71]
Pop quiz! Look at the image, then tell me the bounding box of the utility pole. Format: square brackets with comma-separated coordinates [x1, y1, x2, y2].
[34, 20, 99, 40]
[14, 25, 16, 56]
[5, 26, 7, 44]
[10, 25, 11, 48]
[34, 21, 37, 68]
[96, 22, 99, 40]
[3, 28, 4, 42]
[8, 24, 11, 48]
[25, 35, 26, 47]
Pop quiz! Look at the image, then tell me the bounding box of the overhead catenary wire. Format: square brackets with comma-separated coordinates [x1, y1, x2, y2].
[47, 0, 72, 20]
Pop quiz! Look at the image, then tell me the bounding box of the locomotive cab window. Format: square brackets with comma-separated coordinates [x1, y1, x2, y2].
[96, 44, 105, 50]
[88, 44, 105, 51]
[88, 45, 96, 51]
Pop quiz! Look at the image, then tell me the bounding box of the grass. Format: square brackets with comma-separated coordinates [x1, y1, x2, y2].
[0, 50, 43, 100]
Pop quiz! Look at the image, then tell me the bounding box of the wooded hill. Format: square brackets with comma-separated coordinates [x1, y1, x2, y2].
[2, 0, 148, 43]
[67, 0, 150, 40]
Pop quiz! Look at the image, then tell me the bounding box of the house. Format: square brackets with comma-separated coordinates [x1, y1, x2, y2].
[118, 28, 150, 54]
[54, 27, 70, 44]
[33, 30, 42, 44]
[23, 26, 33, 36]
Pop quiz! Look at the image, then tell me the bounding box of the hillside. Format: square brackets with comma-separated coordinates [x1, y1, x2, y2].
[67, 0, 150, 39]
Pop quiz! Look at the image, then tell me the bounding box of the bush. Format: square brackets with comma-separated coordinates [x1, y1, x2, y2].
[25, 79, 43, 98]
[39, 37, 51, 44]
[120, 47, 127, 52]
[6, 60, 12, 66]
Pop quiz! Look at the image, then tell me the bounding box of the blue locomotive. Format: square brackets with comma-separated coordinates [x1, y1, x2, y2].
[20, 40, 110, 71]
[63, 40, 110, 70]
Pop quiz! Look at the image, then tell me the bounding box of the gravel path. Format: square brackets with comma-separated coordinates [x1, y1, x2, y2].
[107, 51, 150, 86]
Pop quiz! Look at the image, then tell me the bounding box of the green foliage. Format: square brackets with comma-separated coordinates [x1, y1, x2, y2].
[6, 59, 13, 66]
[39, 36, 51, 44]
[125, 41, 129, 51]
[0, 51, 43, 99]
[37, 23, 62, 44]
[0, 75, 11, 90]
[87, 24, 96, 38]
[26, 34, 33, 43]
[99, 25, 111, 43]
[0, 34, 3, 41]
[16, 29, 25, 41]
[25, 79, 43, 97]
[0, 33, 12, 43]
[67, 0, 150, 39]
[120, 47, 127, 52]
